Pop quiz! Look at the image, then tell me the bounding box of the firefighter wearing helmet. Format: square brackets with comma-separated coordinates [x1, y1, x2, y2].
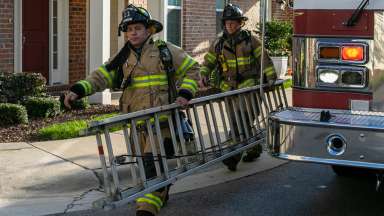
[64, 4, 200, 216]
[199, 3, 277, 171]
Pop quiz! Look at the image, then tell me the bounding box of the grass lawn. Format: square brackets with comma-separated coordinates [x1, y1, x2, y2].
[38, 112, 119, 140]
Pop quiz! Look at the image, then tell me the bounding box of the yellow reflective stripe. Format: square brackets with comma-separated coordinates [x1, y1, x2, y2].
[98, 65, 113, 88]
[134, 74, 167, 81]
[133, 79, 167, 84]
[253, 47, 262, 58]
[145, 194, 163, 207]
[200, 66, 211, 76]
[183, 78, 198, 90]
[238, 79, 256, 89]
[78, 80, 92, 95]
[136, 198, 161, 211]
[205, 52, 216, 64]
[176, 56, 197, 76]
[131, 74, 168, 88]
[226, 57, 255, 67]
[181, 84, 197, 94]
[181, 79, 198, 94]
[264, 66, 275, 76]
[132, 81, 168, 88]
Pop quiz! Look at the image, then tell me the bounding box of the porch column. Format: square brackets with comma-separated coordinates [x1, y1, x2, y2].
[147, 0, 166, 40]
[89, 0, 110, 72]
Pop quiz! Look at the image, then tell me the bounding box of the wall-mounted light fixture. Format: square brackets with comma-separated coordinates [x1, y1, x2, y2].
[276, 0, 293, 10]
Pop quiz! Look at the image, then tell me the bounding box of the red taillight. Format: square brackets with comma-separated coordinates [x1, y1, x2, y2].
[341, 46, 364, 61]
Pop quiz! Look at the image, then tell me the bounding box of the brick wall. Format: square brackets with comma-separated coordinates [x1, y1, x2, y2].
[232, 0, 260, 31]
[183, 0, 216, 62]
[271, 0, 293, 22]
[68, 0, 86, 83]
[183, 0, 260, 63]
[0, 0, 14, 74]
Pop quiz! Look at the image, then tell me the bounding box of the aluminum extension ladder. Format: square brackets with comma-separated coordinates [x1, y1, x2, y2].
[87, 80, 288, 209]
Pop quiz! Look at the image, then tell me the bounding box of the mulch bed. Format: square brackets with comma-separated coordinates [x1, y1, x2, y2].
[0, 105, 119, 143]
[0, 89, 220, 143]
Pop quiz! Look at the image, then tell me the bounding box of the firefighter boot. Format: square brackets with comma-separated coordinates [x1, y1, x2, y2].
[136, 210, 155, 216]
[222, 153, 242, 171]
[136, 186, 170, 216]
[136, 154, 170, 216]
[242, 143, 262, 162]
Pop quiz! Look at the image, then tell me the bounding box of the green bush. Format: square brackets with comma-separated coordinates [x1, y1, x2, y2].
[0, 73, 46, 103]
[0, 103, 28, 126]
[59, 94, 90, 110]
[283, 79, 292, 89]
[23, 97, 61, 118]
[264, 21, 293, 56]
[71, 97, 90, 110]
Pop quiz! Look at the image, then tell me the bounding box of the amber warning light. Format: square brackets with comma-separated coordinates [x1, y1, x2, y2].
[319, 47, 340, 59]
[342, 46, 364, 61]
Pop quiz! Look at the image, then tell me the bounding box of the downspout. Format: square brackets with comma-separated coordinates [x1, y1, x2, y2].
[260, 0, 267, 95]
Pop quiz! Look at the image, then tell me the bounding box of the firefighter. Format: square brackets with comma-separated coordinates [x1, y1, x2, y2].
[199, 3, 277, 171]
[64, 4, 199, 216]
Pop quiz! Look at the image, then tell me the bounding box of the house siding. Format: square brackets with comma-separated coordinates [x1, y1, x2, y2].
[0, 0, 14, 74]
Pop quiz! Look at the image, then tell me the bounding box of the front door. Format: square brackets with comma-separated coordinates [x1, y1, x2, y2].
[22, 0, 49, 81]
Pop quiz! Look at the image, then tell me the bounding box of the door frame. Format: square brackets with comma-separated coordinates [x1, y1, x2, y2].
[50, 0, 69, 85]
[14, 0, 69, 85]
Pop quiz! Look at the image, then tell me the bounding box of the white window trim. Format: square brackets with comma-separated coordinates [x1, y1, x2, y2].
[49, 0, 69, 85]
[167, 5, 181, 10]
[165, 3, 182, 46]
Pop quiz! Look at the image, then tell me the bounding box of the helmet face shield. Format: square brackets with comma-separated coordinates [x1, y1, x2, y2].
[118, 4, 163, 35]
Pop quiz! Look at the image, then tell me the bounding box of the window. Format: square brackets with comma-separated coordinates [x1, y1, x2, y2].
[216, 0, 225, 34]
[167, 0, 181, 46]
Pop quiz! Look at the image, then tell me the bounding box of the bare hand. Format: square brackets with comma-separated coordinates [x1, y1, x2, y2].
[64, 91, 79, 109]
[175, 97, 189, 108]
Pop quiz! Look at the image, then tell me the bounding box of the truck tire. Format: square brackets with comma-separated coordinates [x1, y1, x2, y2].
[331, 165, 375, 177]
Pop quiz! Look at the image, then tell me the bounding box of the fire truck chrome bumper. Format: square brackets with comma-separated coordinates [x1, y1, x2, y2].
[272, 153, 384, 170]
[268, 107, 384, 169]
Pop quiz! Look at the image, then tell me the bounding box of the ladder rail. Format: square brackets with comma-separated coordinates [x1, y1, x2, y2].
[91, 81, 288, 209]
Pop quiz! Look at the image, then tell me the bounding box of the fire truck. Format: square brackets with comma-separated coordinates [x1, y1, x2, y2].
[268, 0, 384, 189]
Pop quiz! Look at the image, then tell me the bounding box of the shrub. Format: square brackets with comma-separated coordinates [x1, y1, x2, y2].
[71, 97, 90, 110]
[59, 94, 90, 110]
[23, 97, 61, 118]
[264, 21, 293, 56]
[0, 103, 28, 126]
[0, 73, 46, 103]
